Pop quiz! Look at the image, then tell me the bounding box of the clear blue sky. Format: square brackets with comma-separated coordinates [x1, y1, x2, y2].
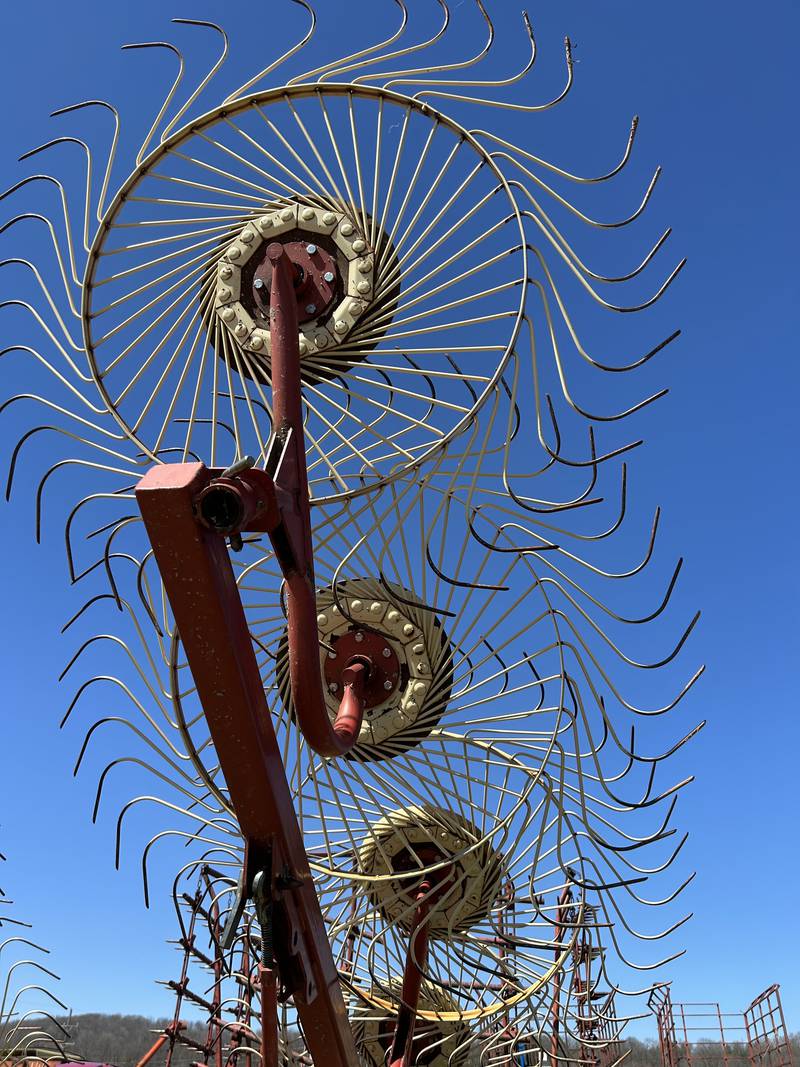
[0, 0, 797, 1040]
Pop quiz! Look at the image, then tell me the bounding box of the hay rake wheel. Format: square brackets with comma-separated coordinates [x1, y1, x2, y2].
[0, 5, 702, 1067]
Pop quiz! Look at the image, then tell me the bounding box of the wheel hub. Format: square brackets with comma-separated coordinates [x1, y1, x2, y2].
[214, 201, 376, 363]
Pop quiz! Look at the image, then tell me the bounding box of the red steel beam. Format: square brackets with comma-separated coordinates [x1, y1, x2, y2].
[136, 464, 358, 1067]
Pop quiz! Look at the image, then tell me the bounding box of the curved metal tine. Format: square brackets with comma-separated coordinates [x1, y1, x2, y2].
[523, 196, 673, 286]
[338, 0, 451, 85]
[474, 115, 640, 186]
[51, 99, 120, 222]
[33, 457, 138, 545]
[525, 237, 685, 328]
[7, 424, 135, 512]
[288, 0, 408, 86]
[159, 20, 230, 144]
[521, 317, 644, 470]
[382, 0, 493, 89]
[0, 298, 88, 385]
[391, 6, 534, 93]
[18, 136, 93, 252]
[140, 829, 241, 908]
[63, 490, 135, 581]
[0, 212, 81, 302]
[120, 41, 185, 166]
[508, 151, 662, 232]
[0, 258, 82, 350]
[0, 175, 81, 304]
[224, 0, 316, 102]
[413, 35, 572, 110]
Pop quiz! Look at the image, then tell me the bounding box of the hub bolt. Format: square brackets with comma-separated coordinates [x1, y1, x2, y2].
[324, 270, 335, 283]
[383, 679, 393, 691]
[354, 632, 364, 643]
[381, 647, 392, 658]
[328, 682, 339, 694]
[306, 243, 318, 254]
[305, 303, 317, 315]
[254, 278, 264, 290]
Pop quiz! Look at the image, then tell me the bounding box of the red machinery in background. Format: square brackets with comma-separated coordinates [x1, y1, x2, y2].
[649, 984, 793, 1067]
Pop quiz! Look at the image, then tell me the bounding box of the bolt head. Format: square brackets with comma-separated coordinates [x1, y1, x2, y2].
[250, 335, 264, 350]
[413, 643, 425, 656]
[315, 334, 328, 348]
[254, 278, 264, 290]
[317, 613, 328, 626]
[258, 215, 272, 229]
[221, 307, 235, 322]
[324, 270, 335, 283]
[228, 246, 241, 260]
[340, 222, 354, 236]
[301, 207, 315, 220]
[299, 339, 308, 355]
[306, 243, 317, 255]
[358, 259, 371, 273]
[354, 631, 364, 643]
[357, 280, 371, 295]
[241, 229, 254, 244]
[280, 207, 294, 221]
[417, 662, 428, 674]
[327, 649, 337, 659]
[370, 601, 382, 614]
[381, 647, 391, 658]
[234, 323, 247, 338]
[351, 599, 363, 612]
[322, 211, 337, 225]
[305, 303, 317, 315]
[403, 623, 415, 636]
[328, 682, 339, 694]
[383, 679, 393, 691]
[220, 264, 233, 280]
[218, 287, 231, 301]
[334, 320, 348, 334]
[352, 238, 367, 253]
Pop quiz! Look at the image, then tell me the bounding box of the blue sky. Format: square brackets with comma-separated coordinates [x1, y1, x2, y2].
[0, 0, 798, 1040]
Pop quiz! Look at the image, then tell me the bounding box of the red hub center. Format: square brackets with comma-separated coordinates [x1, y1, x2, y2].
[251, 239, 340, 324]
[324, 629, 402, 710]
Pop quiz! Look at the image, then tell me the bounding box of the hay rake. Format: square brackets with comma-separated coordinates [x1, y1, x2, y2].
[0, 854, 71, 1064]
[0, 4, 702, 1065]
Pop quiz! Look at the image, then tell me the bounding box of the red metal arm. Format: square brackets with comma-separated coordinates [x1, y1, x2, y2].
[261, 243, 365, 757]
[136, 462, 358, 1067]
[388, 883, 433, 1067]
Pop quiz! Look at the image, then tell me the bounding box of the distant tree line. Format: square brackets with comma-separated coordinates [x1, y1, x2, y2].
[3, 1015, 798, 1067]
